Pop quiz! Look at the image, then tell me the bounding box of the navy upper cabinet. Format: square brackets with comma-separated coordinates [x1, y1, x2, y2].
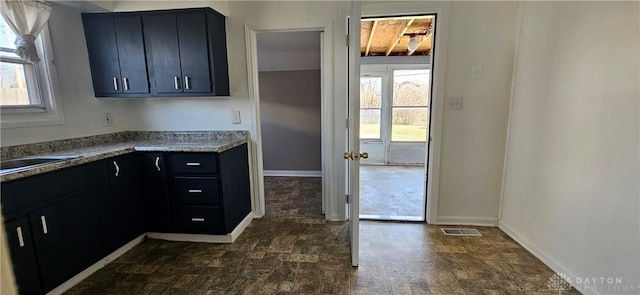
[83, 14, 149, 97]
[144, 10, 228, 96]
[82, 8, 229, 98]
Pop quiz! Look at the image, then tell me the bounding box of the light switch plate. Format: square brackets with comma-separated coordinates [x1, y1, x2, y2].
[232, 110, 241, 124]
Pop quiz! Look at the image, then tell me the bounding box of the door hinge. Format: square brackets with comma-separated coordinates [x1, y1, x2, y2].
[346, 35, 349, 47]
[346, 194, 350, 203]
[346, 118, 349, 129]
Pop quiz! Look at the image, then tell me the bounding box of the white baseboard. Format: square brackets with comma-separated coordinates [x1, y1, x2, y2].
[148, 212, 254, 243]
[436, 216, 498, 226]
[46, 234, 146, 295]
[263, 170, 322, 177]
[498, 221, 589, 294]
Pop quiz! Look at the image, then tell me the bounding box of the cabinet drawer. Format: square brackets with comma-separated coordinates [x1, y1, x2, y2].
[173, 177, 219, 205]
[177, 206, 221, 234]
[169, 153, 217, 174]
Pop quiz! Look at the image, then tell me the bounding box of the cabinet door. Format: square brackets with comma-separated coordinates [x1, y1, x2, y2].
[29, 191, 110, 292]
[82, 15, 122, 95]
[4, 218, 41, 295]
[177, 13, 211, 93]
[141, 153, 173, 232]
[109, 154, 144, 247]
[143, 14, 183, 94]
[114, 16, 148, 94]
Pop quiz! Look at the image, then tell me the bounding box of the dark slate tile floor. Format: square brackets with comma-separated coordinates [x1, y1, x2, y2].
[65, 177, 580, 295]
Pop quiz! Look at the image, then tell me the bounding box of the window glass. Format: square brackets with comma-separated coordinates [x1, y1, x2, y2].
[0, 14, 41, 107]
[393, 69, 429, 106]
[391, 69, 429, 142]
[360, 76, 382, 139]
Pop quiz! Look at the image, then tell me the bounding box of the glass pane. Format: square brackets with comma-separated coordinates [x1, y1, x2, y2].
[393, 69, 429, 107]
[360, 76, 382, 108]
[360, 109, 381, 139]
[0, 62, 31, 106]
[391, 107, 429, 142]
[0, 14, 17, 50]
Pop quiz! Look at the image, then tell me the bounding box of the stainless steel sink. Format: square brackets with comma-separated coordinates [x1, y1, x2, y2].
[0, 156, 81, 175]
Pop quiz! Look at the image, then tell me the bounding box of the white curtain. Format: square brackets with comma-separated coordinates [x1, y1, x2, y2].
[0, 0, 52, 63]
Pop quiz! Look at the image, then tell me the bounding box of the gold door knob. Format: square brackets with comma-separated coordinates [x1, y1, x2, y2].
[343, 152, 352, 160]
[360, 152, 369, 159]
[343, 151, 368, 160]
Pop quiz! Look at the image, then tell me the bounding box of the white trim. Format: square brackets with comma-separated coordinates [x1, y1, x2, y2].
[245, 22, 335, 221]
[2, 25, 65, 128]
[263, 170, 322, 177]
[45, 234, 146, 295]
[245, 27, 266, 219]
[147, 212, 254, 244]
[361, 2, 450, 225]
[436, 216, 498, 227]
[498, 221, 587, 294]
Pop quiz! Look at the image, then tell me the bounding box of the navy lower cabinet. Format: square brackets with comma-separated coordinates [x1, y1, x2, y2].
[140, 153, 173, 232]
[167, 144, 251, 234]
[1, 161, 112, 294]
[4, 218, 41, 295]
[108, 153, 145, 248]
[1, 145, 250, 293]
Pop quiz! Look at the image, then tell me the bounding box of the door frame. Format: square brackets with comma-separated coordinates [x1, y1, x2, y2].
[361, 2, 450, 224]
[245, 22, 335, 219]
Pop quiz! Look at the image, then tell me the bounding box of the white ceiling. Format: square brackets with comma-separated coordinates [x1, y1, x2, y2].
[257, 31, 321, 52]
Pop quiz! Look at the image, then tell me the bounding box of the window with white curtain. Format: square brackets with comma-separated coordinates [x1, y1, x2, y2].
[0, 13, 63, 127]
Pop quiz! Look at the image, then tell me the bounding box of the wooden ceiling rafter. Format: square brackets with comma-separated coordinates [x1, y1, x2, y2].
[384, 18, 415, 56]
[364, 20, 378, 57]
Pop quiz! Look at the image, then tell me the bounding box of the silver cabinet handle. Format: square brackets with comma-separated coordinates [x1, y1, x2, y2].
[123, 77, 129, 91]
[184, 76, 191, 90]
[186, 162, 201, 166]
[191, 218, 205, 222]
[174, 76, 180, 90]
[113, 77, 119, 90]
[113, 161, 120, 177]
[188, 189, 202, 193]
[155, 156, 161, 172]
[40, 216, 48, 234]
[16, 227, 24, 247]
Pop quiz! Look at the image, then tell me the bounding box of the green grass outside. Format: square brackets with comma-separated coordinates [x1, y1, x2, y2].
[360, 124, 428, 142]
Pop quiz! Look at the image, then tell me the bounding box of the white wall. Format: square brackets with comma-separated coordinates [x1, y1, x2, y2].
[0, 3, 130, 147]
[436, 1, 519, 225]
[500, 2, 640, 293]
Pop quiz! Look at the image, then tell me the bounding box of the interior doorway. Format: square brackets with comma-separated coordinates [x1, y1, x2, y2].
[255, 31, 326, 217]
[358, 15, 435, 221]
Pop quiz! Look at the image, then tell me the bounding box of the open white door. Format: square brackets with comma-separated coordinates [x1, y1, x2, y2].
[345, 1, 362, 267]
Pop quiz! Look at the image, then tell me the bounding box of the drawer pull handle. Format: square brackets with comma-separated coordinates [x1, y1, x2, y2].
[188, 189, 203, 193]
[123, 77, 130, 91]
[41, 216, 48, 234]
[155, 156, 161, 172]
[113, 77, 119, 90]
[16, 227, 24, 247]
[191, 217, 205, 222]
[186, 162, 201, 166]
[113, 161, 120, 177]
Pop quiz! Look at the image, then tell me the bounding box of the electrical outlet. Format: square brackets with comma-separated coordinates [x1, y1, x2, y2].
[447, 97, 463, 111]
[232, 110, 241, 124]
[102, 112, 113, 127]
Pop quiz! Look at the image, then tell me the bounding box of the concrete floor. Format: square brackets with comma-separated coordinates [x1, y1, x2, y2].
[359, 165, 425, 220]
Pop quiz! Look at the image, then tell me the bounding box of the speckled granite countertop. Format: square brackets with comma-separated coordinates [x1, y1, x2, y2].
[0, 131, 248, 182]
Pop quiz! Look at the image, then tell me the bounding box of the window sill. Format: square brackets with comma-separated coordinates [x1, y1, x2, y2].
[1, 111, 65, 128]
